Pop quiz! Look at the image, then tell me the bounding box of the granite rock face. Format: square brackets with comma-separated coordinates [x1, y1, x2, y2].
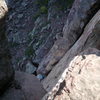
[43, 48, 100, 100]
[37, 0, 100, 75]
[0, 0, 14, 95]
[42, 9, 100, 99]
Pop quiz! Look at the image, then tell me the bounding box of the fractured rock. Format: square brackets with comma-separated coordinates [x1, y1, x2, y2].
[42, 9, 100, 92]
[37, 0, 100, 76]
[43, 48, 100, 100]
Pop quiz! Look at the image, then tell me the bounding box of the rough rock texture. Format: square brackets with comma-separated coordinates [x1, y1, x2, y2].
[6, 0, 38, 43]
[1, 0, 100, 99]
[43, 48, 100, 100]
[37, 0, 100, 75]
[0, 0, 14, 95]
[6, 0, 39, 69]
[31, 0, 68, 65]
[6, 0, 68, 72]
[0, 71, 46, 100]
[32, 13, 67, 65]
[42, 9, 100, 94]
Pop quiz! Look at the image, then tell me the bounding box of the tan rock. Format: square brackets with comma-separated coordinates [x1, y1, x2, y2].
[43, 48, 100, 100]
[0, 0, 8, 19]
[42, 9, 100, 94]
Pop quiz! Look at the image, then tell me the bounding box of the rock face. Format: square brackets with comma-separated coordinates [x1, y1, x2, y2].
[42, 9, 100, 99]
[37, 0, 100, 75]
[1, 0, 100, 100]
[6, 0, 38, 44]
[6, 0, 39, 69]
[44, 48, 100, 100]
[0, 0, 14, 95]
[0, 71, 46, 100]
[6, 0, 68, 71]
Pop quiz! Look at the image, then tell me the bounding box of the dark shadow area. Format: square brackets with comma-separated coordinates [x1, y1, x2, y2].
[0, 2, 47, 100]
[0, 0, 14, 95]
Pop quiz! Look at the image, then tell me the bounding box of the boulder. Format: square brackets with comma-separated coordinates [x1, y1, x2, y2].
[18, 60, 37, 74]
[0, 0, 14, 95]
[42, 9, 100, 92]
[37, 0, 100, 75]
[0, 71, 46, 100]
[25, 61, 37, 74]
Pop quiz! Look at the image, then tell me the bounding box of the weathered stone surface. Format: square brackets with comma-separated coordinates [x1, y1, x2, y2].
[6, 0, 39, 69]
[6, 0, 38, 43]
[0, 0, 14, 95]
[42, 9, 100, 92]
[43, 48, 100, 100]
[0, 71, 46, 100]
[6, 0, 68, 70]
[32, 2, 67, 65]
[37, 0, 100, 75]
[37, 38, 67, 75]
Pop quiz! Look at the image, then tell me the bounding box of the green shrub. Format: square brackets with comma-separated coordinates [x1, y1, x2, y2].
[40, 6, 48, 14]
[36, 0, 48, 15]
